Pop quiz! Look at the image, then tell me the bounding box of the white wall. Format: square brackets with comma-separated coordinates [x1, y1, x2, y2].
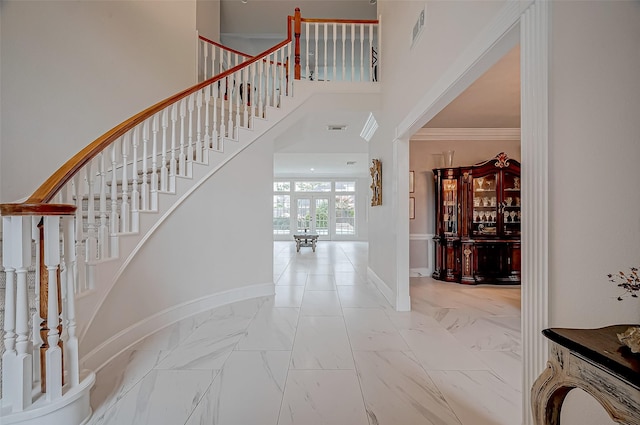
[409, 140, 520, 270]
[370, 0, 507, 301]
[0, 1, 197, 202]
[81, 138, 274, 356]
[549, 2, 640, 424]
[197, 0, 221, 42]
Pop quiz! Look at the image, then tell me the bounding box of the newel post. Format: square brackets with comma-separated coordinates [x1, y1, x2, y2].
[294, 7, 301, 80]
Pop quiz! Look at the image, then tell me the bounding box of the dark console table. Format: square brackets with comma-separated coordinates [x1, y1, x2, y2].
[531, 325, 640, 424]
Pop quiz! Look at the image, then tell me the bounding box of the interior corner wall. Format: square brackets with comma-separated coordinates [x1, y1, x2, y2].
[0, 1, 197, 203]
[370, 0, 507, 304]
[197, 0, 221, 42]
[549, 2, 640, 424]
[408, 139, 520, 270]
[81, 137, 274, 356]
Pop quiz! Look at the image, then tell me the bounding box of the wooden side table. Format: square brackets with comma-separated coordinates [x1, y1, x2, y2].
[293, 233, 318, 252]
[531, 325, 640, 424]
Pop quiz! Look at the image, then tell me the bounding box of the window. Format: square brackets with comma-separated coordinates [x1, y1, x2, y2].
[274, 181, 291, 192]
[335, 181, 356, 192]
[335, 195, 356, 235]
[294, 181, 331, 192]
[273, 195, 290, 235]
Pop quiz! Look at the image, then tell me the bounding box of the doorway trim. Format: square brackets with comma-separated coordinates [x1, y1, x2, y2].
[393, 1, 547, 424]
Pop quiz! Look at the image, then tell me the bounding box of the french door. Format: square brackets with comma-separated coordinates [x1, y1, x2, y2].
[295, 197, 329, 236]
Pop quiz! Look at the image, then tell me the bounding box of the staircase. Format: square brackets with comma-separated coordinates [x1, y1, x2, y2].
[1, 9, 380, 425]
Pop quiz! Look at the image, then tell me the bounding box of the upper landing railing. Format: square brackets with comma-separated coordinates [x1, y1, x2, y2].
[0, 8, 378, 419]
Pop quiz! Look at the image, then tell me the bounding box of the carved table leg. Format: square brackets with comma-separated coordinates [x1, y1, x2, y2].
[531, 360, 572, 424]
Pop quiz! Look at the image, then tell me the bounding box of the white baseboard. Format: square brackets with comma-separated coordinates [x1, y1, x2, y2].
[367, 267, 395, 308]
[410, 268, 432, 277]
[80, 282, 274, 372]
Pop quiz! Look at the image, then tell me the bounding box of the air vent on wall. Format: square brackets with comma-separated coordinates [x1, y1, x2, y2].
[327, 125, 347, 131]
[346, 161, 357, 165]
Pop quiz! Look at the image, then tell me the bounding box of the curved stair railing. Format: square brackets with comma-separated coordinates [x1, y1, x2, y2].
[0, 8, 378, 424]
[198, 35, 254, 82]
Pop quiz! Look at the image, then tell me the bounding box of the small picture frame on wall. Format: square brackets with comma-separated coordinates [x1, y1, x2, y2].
[409, 197, 415, 219]
[409, 171, 415, 193]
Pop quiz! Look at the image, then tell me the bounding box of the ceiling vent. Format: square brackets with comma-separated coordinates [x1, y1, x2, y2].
[346, 161, 357, 165]
[327, 124, 347, 131]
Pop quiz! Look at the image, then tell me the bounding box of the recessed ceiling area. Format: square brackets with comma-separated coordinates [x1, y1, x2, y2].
[424, 45, 521, 129]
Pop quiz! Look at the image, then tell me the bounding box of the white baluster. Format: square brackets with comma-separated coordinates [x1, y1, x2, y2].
[332, 24, 337, 81]
[235, 71, 241, 137]
[273, 52, 279, 107]
[179, 99, 187, 176]
[187, 94, 195, 164]
[314, 23, 319, 82]
[360, 24, 365, 81]
[161, 109, 169, 191]
[151, 114, 159, 210]
[120, 135, 130, 232]
[323, 23, 328, 81]
[14, 216, 33, 410]
[203, 41, 209, 81]
[204, 85, 211, 151]
[2, 216, 17, 409]
[73, 175, 87, 289]
[44, 215, 62, 401]
[227, 77, 234, 138]
[141, 120, 150, 210]
[369, 24, 374, 82]
[169, 104, 178, 192]
[195, 91, 203, 162]
[31, 217, 42, 388]
[305, 22, 310, 79]
[110, 145, 119, 258]
[212, 81, 220, 151]
[98, 152, 108, 259]
[258, 60, 264, 119]
[220, 80, 227, 140]
[131, 128, 139, 224]
[351, 24, 355, 82]
[242, 68, 249, 126]
[85, 160, 97, 262]
[342, 23, 346, 81]
[62, 216, 79, 386]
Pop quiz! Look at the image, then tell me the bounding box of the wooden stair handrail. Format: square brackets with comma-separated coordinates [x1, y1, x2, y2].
[0, 15, 294, 216]
[198, 35, 253, 59]
[300, 18, 379, 24]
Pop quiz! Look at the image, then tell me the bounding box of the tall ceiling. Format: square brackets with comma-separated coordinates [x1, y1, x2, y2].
[218, 2, 520, 177]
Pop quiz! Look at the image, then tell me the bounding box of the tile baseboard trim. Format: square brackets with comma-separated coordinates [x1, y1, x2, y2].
[80, 282, 275, 373]
[367, 267, 395, 308]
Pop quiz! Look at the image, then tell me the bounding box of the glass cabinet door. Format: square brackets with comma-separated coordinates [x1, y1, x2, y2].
[442, 178, 458, 234]
[502, 171, 521, 236]
[471, 173, 498, 236]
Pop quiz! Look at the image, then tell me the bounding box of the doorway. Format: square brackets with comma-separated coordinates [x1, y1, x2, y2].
[294, 196, 330, 236]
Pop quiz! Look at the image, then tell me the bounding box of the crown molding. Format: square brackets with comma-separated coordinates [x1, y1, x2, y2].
[410, 127, 521, 141]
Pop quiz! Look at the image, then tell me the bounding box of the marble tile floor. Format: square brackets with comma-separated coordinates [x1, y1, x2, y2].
[88, 241, 522, 425]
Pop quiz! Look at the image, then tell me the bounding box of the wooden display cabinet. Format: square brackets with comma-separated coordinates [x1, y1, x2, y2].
[432, 153, 521, 285]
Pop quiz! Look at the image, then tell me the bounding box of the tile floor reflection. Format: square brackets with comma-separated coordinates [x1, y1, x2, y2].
[88, 241, 522, 425]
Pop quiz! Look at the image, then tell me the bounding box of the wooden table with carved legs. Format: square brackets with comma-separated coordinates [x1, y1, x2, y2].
[531, 325, 640, 424]
[293, 233, 318, 252]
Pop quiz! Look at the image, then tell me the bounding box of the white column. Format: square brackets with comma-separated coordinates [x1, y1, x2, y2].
[14, 216, 34, 410]
[2, 216, 18, 410]
[521, 1, 550, 424]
